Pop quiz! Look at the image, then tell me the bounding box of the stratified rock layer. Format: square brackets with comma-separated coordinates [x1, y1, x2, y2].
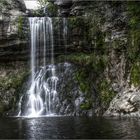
[0, 0, 29, 62]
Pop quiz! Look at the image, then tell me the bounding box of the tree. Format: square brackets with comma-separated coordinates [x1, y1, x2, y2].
[37, 0, 58, 16]
[37, 0, 48, 8]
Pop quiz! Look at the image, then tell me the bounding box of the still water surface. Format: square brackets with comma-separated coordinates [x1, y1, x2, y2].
[0, 117, 140, 139]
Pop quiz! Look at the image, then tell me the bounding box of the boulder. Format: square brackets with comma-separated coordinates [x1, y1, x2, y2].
[104, 87, 140, 117]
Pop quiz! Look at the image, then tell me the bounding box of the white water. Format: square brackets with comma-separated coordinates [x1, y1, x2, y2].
[63, 18, 68, 56]
[18, 17, 59, 117]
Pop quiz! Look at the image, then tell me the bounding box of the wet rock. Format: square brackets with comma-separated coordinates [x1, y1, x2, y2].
[53, 0, 72, 16]
[55, 63, 99, 116]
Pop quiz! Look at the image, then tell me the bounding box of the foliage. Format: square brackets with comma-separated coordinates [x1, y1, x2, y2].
[0, 71, 28, 90]
[80, 101, 92, 110]
[37, 0, 48, 8]
[98, 80, 115, 107]
[69, 17, 85, 29]
[17, 16, 24, 38]
[128, 2, 140, 30]
[37, 0, 57, 16]
[0, 69, 29, 113]
[127, 2, 140, 87]
[130, 62, 140, 87]
[47, 2, 58, 16]
[127, 2, 140, 62]
[59, 52, 111, 109]
[60, 53, 108, 68]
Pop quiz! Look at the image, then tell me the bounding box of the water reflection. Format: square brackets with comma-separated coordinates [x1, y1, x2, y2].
[0, 117, 140, 139]
[107, 118, 140, 139]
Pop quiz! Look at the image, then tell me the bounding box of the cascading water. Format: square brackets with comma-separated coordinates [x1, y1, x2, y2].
[18, 17, 59, 117]
[63, 18, 68, 58]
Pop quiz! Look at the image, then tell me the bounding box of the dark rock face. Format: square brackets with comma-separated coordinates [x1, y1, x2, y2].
[53, 0, 73, 16]
[56, 63, 100, 116]
[56, 1, 140, 117]
[0, 0, 29, 62]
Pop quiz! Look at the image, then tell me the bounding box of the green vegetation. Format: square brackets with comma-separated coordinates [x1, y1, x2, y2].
[37, 0, 48, 8]
[59, 52, 114, 109]
[0, 67, 29, 114]
[68, 16, 105, 52]
[130, 62, 140, 87]
[80, 101, 92, 110]
[0, 71, 28, 91]
[98, 80, 115, 107]
[37, 0, 58, 16]
[127, 2, 140, 62]
[17, 16, 24, 38]
[47, 2, 58, 16]
[59, 13, 114, 110]
[127, 2, 140, 86]
[59, 53, 108, 68]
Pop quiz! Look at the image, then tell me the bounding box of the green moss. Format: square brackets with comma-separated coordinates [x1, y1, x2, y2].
[127, 2, 140, 62]
[60, 52, 112, 110]
[130, 62, 140, 86]
[126, 2, 140, 87]
[17, 16, 24, 39]
[68, 15, 106, 52]
[69, 17, 85, 29]
[0, 70, 29, 91]
[80, 101, 92, 110]
[0, 67, 29, 114]
[75, 70, 90, 93]
[47, 2, 58, 16]
[59, 53, 108, 97]
[128, 2, 140, 30]
[98, 80, 115, 107]
[59, 53, 108, 68]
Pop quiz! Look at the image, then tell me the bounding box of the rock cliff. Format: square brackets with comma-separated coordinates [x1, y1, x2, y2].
[0, 0, 28, 115]
[0, 0, 28, 62]
[55, 1, 140, 117]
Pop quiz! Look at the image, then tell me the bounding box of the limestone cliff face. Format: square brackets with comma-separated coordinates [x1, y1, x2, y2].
[0, 0, 29, 62]
[55, 1, 140, 117]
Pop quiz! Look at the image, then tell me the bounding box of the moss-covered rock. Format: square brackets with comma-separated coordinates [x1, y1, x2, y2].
[130, 62, 140, 87]
[0, 62, 29, 115]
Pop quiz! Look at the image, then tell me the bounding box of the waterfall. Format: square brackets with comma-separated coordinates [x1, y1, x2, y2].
[63, 18, 68, 45]
[63, 18, 68, 57]
[18, 17, 59, 117]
